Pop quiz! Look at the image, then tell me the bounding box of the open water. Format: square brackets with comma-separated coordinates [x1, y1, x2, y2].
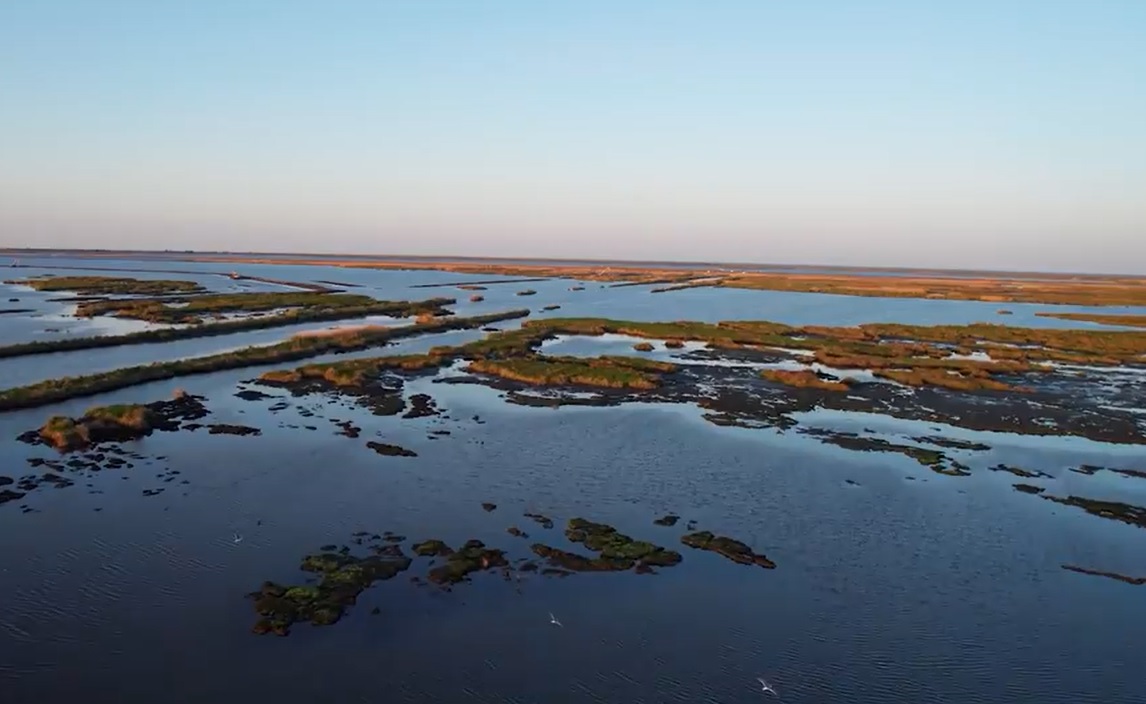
[0, 256, 1144, 704]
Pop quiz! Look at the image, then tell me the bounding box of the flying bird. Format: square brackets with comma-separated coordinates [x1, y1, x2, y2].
[757, 677, 777, 696]
[549, 612, 563, 627]
[232, 533, 243, 544]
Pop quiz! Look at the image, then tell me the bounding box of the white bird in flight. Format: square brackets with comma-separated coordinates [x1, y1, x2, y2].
[232, 533, 243, 544]
[757, 677, 777, 696]
[548, 612, 563, 627]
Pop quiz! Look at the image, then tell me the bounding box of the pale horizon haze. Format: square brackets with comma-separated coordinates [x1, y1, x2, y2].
[1, 1, 1144, 273]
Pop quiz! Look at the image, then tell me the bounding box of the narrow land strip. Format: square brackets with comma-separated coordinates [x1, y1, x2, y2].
[0, 309, 530, 411]
[0, 297, 455, 359]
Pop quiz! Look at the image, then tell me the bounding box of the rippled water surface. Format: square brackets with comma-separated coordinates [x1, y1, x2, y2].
[1, 257, 1144, 704]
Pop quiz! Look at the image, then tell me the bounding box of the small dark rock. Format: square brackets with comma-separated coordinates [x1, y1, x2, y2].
[235, 389, 274, 401]
[366, 441, 417, 457]
[207, 424, 261, 436]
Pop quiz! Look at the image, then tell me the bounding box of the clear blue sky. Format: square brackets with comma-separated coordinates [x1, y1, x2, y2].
[1, 1, 1143, 272]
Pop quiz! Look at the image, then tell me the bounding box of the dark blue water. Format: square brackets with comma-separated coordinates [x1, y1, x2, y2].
[1, 257, 1144, 704]
[1, 376, 1144, 703]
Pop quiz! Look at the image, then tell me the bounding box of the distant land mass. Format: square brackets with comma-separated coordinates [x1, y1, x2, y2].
[1, 247, 1140, 281]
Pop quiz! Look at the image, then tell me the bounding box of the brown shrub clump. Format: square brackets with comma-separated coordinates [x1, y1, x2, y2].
[761, 369, 850, 392]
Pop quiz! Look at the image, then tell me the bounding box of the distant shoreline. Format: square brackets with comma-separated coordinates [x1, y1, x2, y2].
[1, 246, 1139, 281]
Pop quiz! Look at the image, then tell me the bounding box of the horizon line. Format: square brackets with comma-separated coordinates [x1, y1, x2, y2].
[0, 246, 1141, 281]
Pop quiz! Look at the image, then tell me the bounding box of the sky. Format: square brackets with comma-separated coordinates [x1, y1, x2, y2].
[0, 1, 1143, 273]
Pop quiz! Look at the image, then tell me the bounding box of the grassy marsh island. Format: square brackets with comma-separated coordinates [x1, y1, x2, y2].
[0, 296, 456, 360]
[74, 291, 391, 324]
[21, 392, 210, 452]
[259, 320, 679, 392]
[657, 272, 1146, 307]
[507, 318, 1145, 392]
[247, 314, 1140, 446]
[5, 275, 206, 296]
[0, 309, 529, 411]
[253, 314, 1145, 411]
[466, 356, 675, 390]
[38, 405, 159, 452]
[760, 369, 851, 392]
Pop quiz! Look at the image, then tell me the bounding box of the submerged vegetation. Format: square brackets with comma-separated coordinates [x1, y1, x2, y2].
[680, 531, 776, 568]
[247, 513, 718, 635]
[532, 518, 683, 573]
[6, 275, 206, 295]
[249, 545, 414, 635]
[801, 428, 974, 476]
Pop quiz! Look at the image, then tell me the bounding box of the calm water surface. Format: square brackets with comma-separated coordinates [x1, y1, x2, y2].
[0, 257, 1144, 704]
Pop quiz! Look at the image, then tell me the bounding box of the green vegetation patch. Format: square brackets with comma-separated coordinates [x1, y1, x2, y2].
[6, 277, 203, 295]
[531, 518, 682, 573]
[6, 275, 205, 296]
[249, 549, 413, 636]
